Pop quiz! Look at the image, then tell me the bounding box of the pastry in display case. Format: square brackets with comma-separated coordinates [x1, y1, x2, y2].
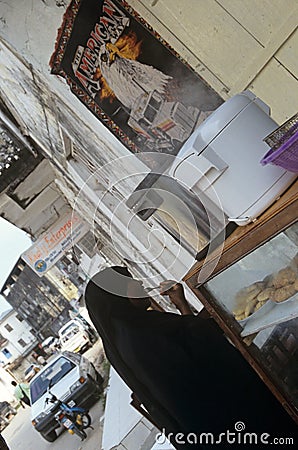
[205, 223, 298, 333]
[233, 254, 298, 321]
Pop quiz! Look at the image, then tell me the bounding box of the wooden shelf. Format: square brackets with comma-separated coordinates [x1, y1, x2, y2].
[184, 179, 298, 285]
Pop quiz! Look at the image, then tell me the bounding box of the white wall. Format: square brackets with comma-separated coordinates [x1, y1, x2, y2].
[0, 367, 16, 403]
[128, 0, 298, 123]
[102, 367, 158, 450]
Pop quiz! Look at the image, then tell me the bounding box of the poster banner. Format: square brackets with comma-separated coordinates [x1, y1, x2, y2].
[22, 212, 89, 276]
[50, 0, 222, 159]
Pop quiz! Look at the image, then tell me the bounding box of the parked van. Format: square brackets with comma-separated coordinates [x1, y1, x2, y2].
[58, 319, 90, 354]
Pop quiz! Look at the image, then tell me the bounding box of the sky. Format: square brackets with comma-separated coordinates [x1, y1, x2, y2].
[0, 217, 32, 315]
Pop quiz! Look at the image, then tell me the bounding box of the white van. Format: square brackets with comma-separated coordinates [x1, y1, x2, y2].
[58, 319, 90, 354]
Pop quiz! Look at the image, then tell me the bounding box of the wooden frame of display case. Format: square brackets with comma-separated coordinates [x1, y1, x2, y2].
[183, 179, 298, 424]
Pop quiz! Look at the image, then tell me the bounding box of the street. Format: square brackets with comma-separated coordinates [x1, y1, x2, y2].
[2, 400, 104, 450]
[2, 342, 106, 450]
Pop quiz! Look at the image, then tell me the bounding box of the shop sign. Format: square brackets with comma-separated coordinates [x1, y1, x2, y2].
[22, 212, 89, 276]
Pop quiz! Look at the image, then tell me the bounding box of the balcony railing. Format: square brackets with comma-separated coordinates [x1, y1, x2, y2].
[0, 123, 21, 176]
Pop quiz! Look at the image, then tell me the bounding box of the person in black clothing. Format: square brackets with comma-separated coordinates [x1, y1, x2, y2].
[85, 266, 297, 449]
[0, 433, 9, 450]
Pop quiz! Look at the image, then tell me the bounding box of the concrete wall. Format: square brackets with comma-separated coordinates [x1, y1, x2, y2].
[102, 367, 158, 450]
[0, 158, 69, 237]
[0, 32, 194, 283]
[128, 0, 298, 123]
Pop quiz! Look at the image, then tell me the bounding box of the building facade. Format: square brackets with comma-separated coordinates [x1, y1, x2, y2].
[0, 308, 37, 366]
[0, 259, 71, 339]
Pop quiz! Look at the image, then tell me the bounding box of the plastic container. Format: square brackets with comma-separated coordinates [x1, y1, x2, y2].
[261, 129, 298, 172]
[263, 113, 298, 150]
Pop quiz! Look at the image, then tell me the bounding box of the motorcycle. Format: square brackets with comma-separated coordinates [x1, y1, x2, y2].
[45, 390, 92, 441]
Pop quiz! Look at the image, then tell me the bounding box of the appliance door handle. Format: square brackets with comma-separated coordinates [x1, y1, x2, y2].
[192, 148, 229, 191]
[202, 147, 228, 172]
[172, 149, 228, 191]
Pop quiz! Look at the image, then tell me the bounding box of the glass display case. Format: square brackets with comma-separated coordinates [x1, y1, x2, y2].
[185, 183, 298, 423]
[204, 222, 298, 410]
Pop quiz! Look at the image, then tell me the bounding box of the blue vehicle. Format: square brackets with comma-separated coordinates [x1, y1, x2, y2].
[45, 389, 92, 440]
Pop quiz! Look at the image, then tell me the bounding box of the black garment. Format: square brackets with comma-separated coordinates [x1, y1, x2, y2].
[21, 394, 30, 406]
[0, 434, 9, 450]
[85, 267, 297, 449]
[19, 386, 30, 406]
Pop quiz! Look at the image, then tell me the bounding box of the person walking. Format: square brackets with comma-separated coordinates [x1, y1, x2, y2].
[85, 266, 297, 449]
[11, 380, 30, 407]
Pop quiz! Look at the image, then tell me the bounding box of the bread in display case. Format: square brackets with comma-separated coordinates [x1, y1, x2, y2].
[233, 255, 298, 322]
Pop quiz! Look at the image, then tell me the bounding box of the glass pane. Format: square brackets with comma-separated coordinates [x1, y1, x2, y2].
[204, 222, 298, 407]
[205, 223, 298, 325]
[254, 318, 298, 404]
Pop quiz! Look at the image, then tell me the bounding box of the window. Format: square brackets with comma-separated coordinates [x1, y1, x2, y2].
[69, 143, 98, 173]
[30, 356, 75, 403]
[144, 104, 157, 122]
[59, 127, 73, 158]
[61, 129, 109, 191]
[4, 324, 13, 332]
[2, 348, 12, 359]
[61, 127, 99, 173]
[204, 223, 298, 328]
[18, 338, 27, 348]
[76, 230, 102, 258]
[149, 95, 161, 110]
